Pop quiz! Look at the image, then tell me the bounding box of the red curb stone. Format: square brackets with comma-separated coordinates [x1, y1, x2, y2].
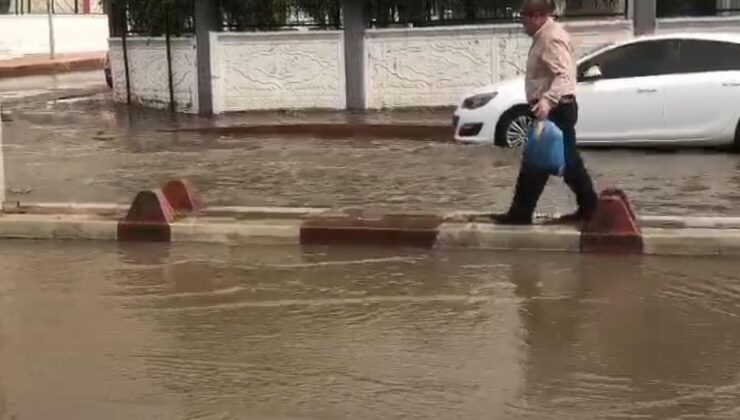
[0, 52, 105, 78]
[117, 189, 174, 242]
[300, 209, 443, 248]
[162, 179, 205, 214]
[161, 123, 454, 141]
[581, 188, 643, 254]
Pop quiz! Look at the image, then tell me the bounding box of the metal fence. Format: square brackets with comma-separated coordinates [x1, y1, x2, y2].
[220, 0, 342, 31]
[216, 0, 630, 31]
[2, 0, 103, 14]
[115, 0, 195, 113]
[122, 0, 194, 37]
[657, 0, 740, 17]
[365, 0, 628, 27]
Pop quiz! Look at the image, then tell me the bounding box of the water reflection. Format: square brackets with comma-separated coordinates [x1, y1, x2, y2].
[111, 245, 525, 419]
[0, 242, 738, 419]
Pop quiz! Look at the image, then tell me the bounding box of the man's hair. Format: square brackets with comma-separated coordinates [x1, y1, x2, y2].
[522, 0, 555, 14]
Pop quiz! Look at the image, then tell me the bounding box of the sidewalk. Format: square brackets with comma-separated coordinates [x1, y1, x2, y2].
[0, 52, 105, 78]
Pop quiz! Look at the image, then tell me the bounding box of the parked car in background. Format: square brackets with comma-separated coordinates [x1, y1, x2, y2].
[452, 32, 740, 151]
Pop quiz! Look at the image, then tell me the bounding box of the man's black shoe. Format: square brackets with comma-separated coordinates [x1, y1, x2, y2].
[489, 213, 532, 225]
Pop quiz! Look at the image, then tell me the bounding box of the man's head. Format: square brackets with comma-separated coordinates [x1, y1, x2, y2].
[521, 0, 554, 36]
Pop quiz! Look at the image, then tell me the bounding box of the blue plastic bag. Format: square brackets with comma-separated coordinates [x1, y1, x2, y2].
[523, 119, 566, 176]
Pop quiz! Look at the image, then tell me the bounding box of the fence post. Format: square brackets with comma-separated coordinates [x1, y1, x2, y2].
[165, 3, 176, 113]
[634, 0, 656, 35]
[46, 0, 55, 59]
[121, 0, 132, 105]
[343, 0, 366, 111]
[0, 108, 5, 205]
[194, 0, 219, 115]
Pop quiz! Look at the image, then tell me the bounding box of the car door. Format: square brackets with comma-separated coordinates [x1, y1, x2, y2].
[661, 39, 740, 143]
[575, 40, 679, 144]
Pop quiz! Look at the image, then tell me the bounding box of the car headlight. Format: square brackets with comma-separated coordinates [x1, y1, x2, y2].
[462, 92, 497, 110]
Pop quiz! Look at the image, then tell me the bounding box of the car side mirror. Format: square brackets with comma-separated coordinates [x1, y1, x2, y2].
[582, 65, 602, 80]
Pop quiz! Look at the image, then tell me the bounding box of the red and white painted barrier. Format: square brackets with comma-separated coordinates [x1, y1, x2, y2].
[300, 188, 645, 254]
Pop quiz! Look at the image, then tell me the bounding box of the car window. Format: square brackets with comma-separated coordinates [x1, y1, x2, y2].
[578, 40, 680, 80]
[677, 39, 740, 73]
[577, 42, 616, 60]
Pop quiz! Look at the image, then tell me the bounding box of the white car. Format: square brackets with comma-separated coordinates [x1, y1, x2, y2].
[452, 32, 740, 151]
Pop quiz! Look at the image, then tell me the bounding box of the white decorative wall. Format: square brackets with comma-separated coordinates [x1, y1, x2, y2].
[0, 15, 109, 59]
[364, 19, 633, 109]
[104, 15, 740, 114]
[108, 38, 199, 113]
[210, 31, 346, 113]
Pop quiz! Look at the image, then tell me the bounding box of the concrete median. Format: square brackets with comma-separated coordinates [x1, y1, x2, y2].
[0, 206, 739, 257]
[1, 179, 739, 257]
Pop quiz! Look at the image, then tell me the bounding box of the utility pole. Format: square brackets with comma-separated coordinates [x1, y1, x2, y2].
[0, 110, 5, 205]
[47, 0, 56, 59]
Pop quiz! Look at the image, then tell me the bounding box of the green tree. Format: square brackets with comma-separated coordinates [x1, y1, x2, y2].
[106, 0, 193, 36]
[221, 0, 290, 30]
[295, 0, 341, 27]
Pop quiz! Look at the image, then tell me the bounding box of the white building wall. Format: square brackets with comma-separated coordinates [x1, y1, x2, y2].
[0, 15, 108, 59]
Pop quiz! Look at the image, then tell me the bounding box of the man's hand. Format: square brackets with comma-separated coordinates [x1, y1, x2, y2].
[531, 99, 552, 120]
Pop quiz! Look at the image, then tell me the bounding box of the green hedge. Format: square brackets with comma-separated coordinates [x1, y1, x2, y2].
[109, 0, 525, 35]
[220, 0, 341, 30]
[109, 0, 723, 36]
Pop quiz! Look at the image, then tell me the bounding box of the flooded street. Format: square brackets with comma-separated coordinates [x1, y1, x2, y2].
[1, 73, 740, 216]
[0, 241, 738, 419]
[1, 73, 739, 419]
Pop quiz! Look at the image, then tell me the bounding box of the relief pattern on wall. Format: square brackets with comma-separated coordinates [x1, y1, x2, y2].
[109, 39, 198, 113]
[365, 23, 633, 109]
[214, 33, 345, 112]
[366, 34, 494, 108]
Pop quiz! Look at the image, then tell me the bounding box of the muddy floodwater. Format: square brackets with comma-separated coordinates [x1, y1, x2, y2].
[2, 76, 740, 216]
[0, 241, 738, 419]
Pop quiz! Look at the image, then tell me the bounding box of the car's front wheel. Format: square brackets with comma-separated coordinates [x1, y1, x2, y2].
[495, 106, 533, 148]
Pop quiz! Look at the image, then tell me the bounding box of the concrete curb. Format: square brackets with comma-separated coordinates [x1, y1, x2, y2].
[436, 223, 582, 252]
[1, 212, 740, 257]
[0, 53, 105, 78]
[2, 179, 740, 257]
[641, 227, 740, 256]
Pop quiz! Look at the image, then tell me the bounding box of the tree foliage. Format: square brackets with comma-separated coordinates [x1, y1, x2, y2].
[108, 0, 194, 36]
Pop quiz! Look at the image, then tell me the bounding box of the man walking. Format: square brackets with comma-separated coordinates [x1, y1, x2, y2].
[491, 0, 598, 225]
